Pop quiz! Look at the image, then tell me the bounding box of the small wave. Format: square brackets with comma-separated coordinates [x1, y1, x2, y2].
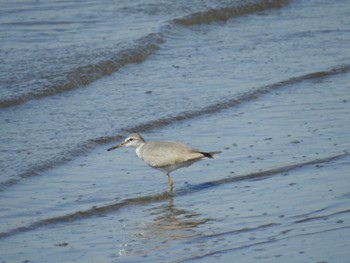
[123, 64, 350, 134]
[0, 152, 348, 240]
[0, 191, 172, 240]
[294, 209, 350, 224]
[0, 139, 101, 191]
[0, 134, 125, 192]
[174, 0, 289, 26]
[0, 33, 165, 109]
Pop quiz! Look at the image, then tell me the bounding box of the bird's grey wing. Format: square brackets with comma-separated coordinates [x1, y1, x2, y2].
[140, 141, 204, 168]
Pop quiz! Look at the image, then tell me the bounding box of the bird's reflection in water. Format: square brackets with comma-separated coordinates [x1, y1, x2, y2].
[144, 195, 209, 240]
[123, 194, 210, 257]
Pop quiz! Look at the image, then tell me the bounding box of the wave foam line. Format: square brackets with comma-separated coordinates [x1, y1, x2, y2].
[174, 0, 290, 26]
[124, 64, 350, 134]
[0, 152, 348, 240]
[0, 33, 164, 109]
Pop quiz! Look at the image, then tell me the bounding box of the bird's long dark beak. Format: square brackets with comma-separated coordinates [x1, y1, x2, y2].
[107, 142, 126, 151]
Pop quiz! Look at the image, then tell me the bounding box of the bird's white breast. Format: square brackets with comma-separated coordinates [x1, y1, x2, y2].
[135, 145, 144, 160]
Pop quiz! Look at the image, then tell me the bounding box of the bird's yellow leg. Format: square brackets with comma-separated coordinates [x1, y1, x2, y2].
[167, 174, 173, 192]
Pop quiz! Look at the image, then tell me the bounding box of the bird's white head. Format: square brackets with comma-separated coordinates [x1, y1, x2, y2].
[107, 133, 145, 151]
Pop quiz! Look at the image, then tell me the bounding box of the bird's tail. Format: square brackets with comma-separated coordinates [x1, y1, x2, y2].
[200, 151, 221, 159]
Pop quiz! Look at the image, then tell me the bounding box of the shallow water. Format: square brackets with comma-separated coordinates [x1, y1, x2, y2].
[1, 0, 350, 262]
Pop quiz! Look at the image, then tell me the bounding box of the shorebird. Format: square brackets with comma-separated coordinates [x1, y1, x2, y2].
[107, 133, 220, 191]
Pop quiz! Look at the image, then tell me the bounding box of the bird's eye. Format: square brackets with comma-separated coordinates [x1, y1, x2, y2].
[128, 138, 134, 142]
